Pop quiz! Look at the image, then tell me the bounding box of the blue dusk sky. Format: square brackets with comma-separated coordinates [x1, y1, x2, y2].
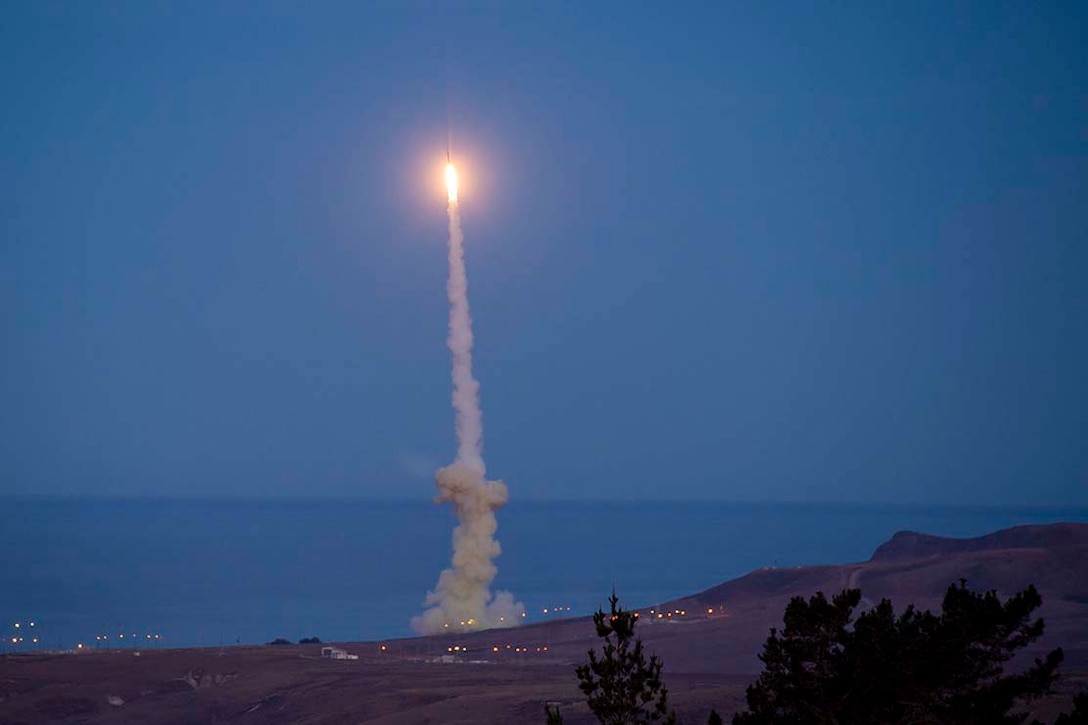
[2, 2, 1085, 504]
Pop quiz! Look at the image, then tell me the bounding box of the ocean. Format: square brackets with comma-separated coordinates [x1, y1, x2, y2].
[3, 498, 1085, 651]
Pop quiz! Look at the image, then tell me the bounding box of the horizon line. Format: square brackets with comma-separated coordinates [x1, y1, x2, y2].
[0, 493, 1085, 512]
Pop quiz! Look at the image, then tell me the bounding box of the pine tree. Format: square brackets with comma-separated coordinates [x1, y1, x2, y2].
[734, 581, 1063, 724]
[573, 590, 677, 725]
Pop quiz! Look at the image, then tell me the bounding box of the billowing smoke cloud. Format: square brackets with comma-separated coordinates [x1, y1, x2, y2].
[411, 198, 524, 635]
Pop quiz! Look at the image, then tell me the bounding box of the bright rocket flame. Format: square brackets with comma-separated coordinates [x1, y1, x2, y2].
[445, 163, 459, 203]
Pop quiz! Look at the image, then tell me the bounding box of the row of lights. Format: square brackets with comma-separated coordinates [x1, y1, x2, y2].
[9, 622, 171, 653]
[94, 633, 163, 641]
[442, 643, 553, 655]
[639, 608, 688, 620]
[539, 600, 574, 613]
[441, 611, 529, 630]
[492, 643, 550, 653]
[76, 633, 163, 650]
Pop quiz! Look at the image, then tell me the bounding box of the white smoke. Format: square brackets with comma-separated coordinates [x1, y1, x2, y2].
[443, 201, 484, 477]
[411, 199, 524, 635]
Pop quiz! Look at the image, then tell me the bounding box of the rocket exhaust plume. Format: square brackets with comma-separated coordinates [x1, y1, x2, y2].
[411, 163, 525, 635]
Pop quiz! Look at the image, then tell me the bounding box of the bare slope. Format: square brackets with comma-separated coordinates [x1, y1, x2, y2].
[652, 521, 1088, 673]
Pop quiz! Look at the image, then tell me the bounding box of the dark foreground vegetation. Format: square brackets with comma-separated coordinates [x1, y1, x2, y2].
[553, 582, 1087, 725]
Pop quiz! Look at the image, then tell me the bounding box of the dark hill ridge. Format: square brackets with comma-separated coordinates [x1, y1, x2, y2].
[647, 522, 1088, 673]
[675, 522, 1088, 608]
[871, 522, 1088, 561]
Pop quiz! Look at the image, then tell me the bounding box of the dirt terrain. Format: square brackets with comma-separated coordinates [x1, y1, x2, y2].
[2, 523, 1086, 723]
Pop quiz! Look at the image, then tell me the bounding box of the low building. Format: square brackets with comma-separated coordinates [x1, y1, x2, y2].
[320, 646, 358, 661]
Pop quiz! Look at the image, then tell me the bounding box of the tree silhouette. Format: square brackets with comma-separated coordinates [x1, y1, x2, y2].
[734, 581, 1063, 724]
[567, 590, 677, 725]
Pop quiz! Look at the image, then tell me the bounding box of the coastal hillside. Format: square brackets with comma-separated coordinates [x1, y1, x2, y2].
[2, 523, 1085, 724]
[871, 522, 1088, 561]
[641, 521, 1088, 673]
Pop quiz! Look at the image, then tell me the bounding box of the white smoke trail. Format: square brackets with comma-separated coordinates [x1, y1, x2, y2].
[444, 201, 485, 477]
[411, 198, 524, 635]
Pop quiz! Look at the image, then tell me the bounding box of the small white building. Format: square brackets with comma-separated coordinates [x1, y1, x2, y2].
[321, 646, 358, 661]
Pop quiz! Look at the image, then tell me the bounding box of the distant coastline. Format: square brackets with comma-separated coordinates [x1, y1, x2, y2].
[3, 498, 1086, 651]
